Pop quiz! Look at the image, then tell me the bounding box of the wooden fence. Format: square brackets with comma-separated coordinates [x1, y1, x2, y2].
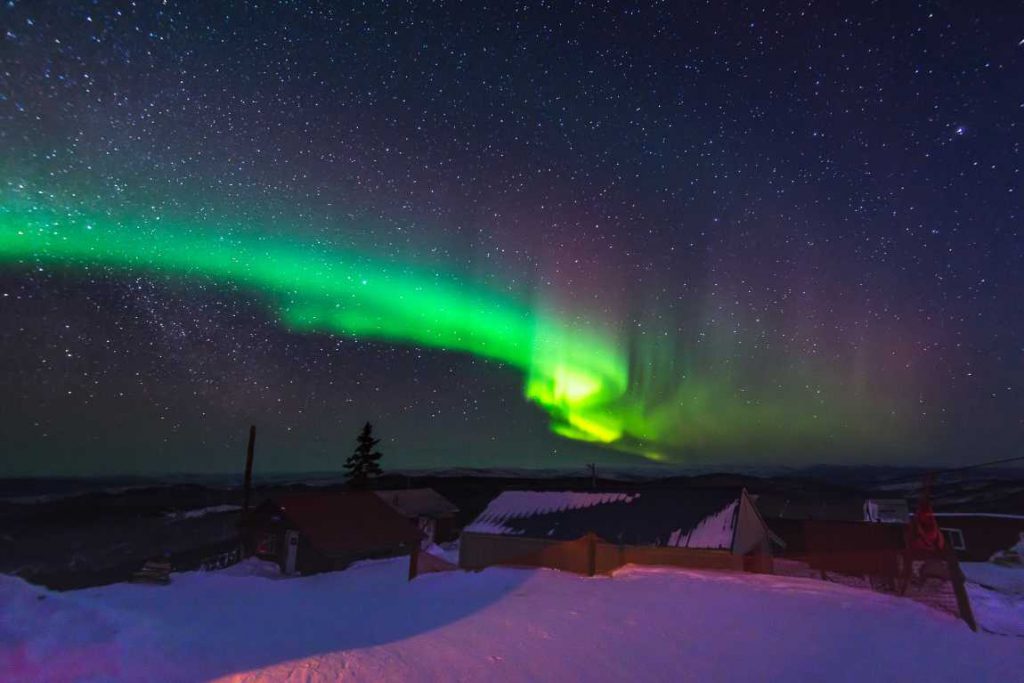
[410, 549, 458, 579]
[459, 531, 757, 576]
[771, 521, 977, 630]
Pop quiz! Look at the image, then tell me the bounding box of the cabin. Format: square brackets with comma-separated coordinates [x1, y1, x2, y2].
[241, 492, 421, 575]
[755, 494, 908, 554]
[375, 488, 460, 548]
[459, 488, 772, 575]
[928, 513, 1024, 562]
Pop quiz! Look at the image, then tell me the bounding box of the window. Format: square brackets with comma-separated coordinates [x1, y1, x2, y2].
[941, 528, 966, 551]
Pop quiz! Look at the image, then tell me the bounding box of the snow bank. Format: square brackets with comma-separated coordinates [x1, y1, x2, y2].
[2, 560, 1022, 682]
[963, 562, 1024, 595]
[962, 561, 1024, 636]
[218, 558, 282, 579]
[0, 574, 175, 681]
[967, 583, 1024, 637]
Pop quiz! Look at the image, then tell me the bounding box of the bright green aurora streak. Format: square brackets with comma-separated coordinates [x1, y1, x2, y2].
[0, 203, 904, 461]
[0, 205, 631, 448]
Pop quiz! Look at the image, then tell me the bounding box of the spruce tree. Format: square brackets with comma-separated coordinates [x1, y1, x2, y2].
[344, 421, 383, 488]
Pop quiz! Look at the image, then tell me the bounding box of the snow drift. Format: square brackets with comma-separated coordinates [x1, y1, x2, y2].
[2, 559, 1021, 682]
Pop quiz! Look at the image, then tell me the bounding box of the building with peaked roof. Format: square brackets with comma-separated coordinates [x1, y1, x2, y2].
[375, 488, 460, 548]
[459, 488, 772, 575]
[755, 494, 910, 554]
[241, 492, 421, 575]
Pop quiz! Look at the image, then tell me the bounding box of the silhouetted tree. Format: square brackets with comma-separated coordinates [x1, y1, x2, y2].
[345, 422, 383, 488]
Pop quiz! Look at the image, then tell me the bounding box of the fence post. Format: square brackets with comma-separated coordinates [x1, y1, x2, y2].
[408, 547, 419, 582]
[945, 546, 978, 631]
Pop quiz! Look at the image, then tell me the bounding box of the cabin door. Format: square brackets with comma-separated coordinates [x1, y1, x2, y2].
[284, 530, 299, 575]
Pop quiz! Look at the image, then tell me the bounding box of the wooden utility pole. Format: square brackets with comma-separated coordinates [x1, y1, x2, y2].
[243, 425, 256, 514]
[586, 463, 597, 490]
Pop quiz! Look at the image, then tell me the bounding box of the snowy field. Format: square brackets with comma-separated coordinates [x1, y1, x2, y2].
[963, 562, 1024, 638]
[963, 561, 1024, 595]
[3, 558, 1023, 683]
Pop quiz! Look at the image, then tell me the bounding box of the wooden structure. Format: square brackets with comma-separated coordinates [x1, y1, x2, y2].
[375, 488, 459, 548]
[803, 519, 907, 577]
[755, 493, 871, 554]
[929, 513, 1024, 562]
[459, 488, 772, 575]
[771, 518, 978, 630]
[241, 492, 421, 575]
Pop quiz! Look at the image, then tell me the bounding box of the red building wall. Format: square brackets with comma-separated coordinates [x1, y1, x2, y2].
[933, 515, 1024, 562]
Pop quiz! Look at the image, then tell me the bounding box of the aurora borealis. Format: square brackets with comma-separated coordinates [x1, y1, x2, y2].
[1, 2, 1022, 474]
[0, 204, 634, 448]
[0, 196, 918, 465]
[0, 201, 902, 460]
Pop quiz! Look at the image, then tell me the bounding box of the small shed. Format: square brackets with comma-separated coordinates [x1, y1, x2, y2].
[375, 488, 460, 548]
[459, 488, 772, 575]
[242, 492, 421, 575]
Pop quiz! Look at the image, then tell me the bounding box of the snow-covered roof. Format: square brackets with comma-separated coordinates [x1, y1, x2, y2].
[465, 492, 639, 535]
[666, 500, 737, 549]
[464, 489, 742, 550]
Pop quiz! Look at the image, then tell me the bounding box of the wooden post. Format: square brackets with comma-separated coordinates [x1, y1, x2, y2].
[946, 546, 978, 631]
[243, 425, 256, 514]
[408, 547, 420, 581]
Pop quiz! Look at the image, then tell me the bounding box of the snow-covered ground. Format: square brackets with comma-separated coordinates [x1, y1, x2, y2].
[962, 561, 1024, 637]
[424, 541, 460, 566]
[2, 559, 1022, 683]
[963, 562, 1024, 595]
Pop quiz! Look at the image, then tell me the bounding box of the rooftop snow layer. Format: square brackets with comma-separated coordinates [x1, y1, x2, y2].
[465, 491, 640, 535]
[464, 489, 741, 548]
[666, 500, 737, 549]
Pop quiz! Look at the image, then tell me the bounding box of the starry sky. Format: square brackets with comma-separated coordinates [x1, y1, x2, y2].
[1, 1, 1022, 476]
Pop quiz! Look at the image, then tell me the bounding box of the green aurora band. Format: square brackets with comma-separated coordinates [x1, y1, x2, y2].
[0, 204, 631, 448]
[0, 202, 906, 461]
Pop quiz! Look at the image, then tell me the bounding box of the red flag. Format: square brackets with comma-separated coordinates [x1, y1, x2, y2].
[909, 478, 945, 551]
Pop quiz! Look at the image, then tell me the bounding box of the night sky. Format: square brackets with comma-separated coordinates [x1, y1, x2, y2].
[1, 2, 1022, 476]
